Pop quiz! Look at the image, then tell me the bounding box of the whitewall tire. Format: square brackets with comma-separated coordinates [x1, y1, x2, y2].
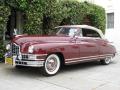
[100, 57, 112, 65]
[41, 54, 61, 76]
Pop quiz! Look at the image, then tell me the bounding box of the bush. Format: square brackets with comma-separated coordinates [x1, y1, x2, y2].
[4, 0, 106, 34]
[0, 43, 6, 59]
[0, 3, 10, 58]
[23, 0, 43, 34]
[23, 0, 106, 34]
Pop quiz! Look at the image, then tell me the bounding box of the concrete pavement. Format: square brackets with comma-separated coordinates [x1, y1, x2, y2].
[0, 54, 120, 90]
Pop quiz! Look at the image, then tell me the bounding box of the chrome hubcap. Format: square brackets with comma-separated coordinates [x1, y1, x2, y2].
[105, 57, 111, 64]
[46, 57, 57, 72]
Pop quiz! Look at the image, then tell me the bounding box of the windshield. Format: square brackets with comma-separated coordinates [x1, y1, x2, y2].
[56, 27, 78, 37]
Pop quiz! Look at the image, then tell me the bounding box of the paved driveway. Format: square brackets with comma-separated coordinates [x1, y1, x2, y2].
[0, 54, 120, 90]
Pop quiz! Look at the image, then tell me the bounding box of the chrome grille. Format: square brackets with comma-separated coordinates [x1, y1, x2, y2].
[22, 54, 28, 60]
[12, 43, 20, 55]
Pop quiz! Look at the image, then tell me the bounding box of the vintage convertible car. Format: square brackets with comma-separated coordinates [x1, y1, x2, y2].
[5, 25, 116, 76]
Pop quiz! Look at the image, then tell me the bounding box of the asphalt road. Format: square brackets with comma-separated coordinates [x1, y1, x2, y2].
[0, 54, 120, 90]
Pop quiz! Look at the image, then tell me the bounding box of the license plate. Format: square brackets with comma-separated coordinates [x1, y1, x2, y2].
[5, 57, 13, 65]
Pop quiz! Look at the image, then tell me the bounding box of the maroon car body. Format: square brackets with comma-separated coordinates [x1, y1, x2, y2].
[5, 25, 116, 76]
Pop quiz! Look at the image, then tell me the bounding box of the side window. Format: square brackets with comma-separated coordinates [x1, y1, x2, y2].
[68, 28, 78, 36]
[82, 28, 101, 38]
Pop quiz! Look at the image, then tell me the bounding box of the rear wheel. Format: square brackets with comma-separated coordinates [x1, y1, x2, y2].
[100, 57, 112, 65]
[41, 54, 61, 76]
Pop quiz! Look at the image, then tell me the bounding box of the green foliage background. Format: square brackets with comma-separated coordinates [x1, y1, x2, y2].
[27, 0, 106, 34]
[4, 0, 105, 34]
[0, 0, 106, 35]
[0, 2, 10, 58]
[0, 2, 10, 38]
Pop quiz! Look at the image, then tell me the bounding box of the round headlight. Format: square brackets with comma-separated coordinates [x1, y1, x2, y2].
[28, 45, 34, 53]
[6, 44, 11, 50]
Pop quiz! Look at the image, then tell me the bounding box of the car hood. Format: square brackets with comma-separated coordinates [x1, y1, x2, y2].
[13, 35, 72, 46]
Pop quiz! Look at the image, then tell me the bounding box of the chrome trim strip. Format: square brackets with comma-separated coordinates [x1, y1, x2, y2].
[66, 55, 99, 61]
[21, 53, 47, 56]
[65, 54, 113, 64]
[65, 57, 98, 64]
[22, 59, 45, 61]
[66, 54, 113, 61]
[101, 54, 113, 56]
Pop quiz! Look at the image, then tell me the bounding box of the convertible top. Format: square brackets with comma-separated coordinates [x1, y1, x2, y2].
[56, 25, 105, 39]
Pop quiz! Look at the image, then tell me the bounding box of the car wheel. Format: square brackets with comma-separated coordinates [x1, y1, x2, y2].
[100, 57, 112, 65]
[41, 54, 61, 76]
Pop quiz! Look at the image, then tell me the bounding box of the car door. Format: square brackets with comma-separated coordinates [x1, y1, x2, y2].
[76, 28, 100, 60]
[96, 38, 111, 56]
[62, 27, 80, 63]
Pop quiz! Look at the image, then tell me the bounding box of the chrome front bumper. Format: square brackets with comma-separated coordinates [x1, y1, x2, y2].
[12, 54, 45, 67]
[15, 60, 44, 67]
[5, 51, 47, 67]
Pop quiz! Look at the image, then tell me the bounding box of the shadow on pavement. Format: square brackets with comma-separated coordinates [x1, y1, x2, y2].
[2, 60, 117, 78]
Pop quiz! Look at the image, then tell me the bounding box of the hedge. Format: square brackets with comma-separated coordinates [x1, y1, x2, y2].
[4, 0, 106, 34]
[0, 2, 10, 58]
[23, 0, 106, 34]
[0, 3, 10, 39]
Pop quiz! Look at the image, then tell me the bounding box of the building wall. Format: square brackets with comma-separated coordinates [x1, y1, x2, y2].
[113, 0, 120, 52]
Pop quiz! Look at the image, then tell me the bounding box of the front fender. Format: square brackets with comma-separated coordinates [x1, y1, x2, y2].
[33, 43, 69, 55]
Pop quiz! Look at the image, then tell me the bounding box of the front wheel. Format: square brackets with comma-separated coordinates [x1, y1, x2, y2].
[100, 57, 112, 65]
[41, 54, 61, 76]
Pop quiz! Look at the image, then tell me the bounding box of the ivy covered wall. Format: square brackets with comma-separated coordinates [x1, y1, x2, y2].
[23, 0, 106, 34]
[0, 0, 106, 35]
[4, 0, 105, 34]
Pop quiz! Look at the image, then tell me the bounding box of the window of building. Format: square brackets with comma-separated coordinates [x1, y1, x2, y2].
[107, 13, 114, 29]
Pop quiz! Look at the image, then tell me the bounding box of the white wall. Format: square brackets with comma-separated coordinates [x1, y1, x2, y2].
[113, 0, 120, 51]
